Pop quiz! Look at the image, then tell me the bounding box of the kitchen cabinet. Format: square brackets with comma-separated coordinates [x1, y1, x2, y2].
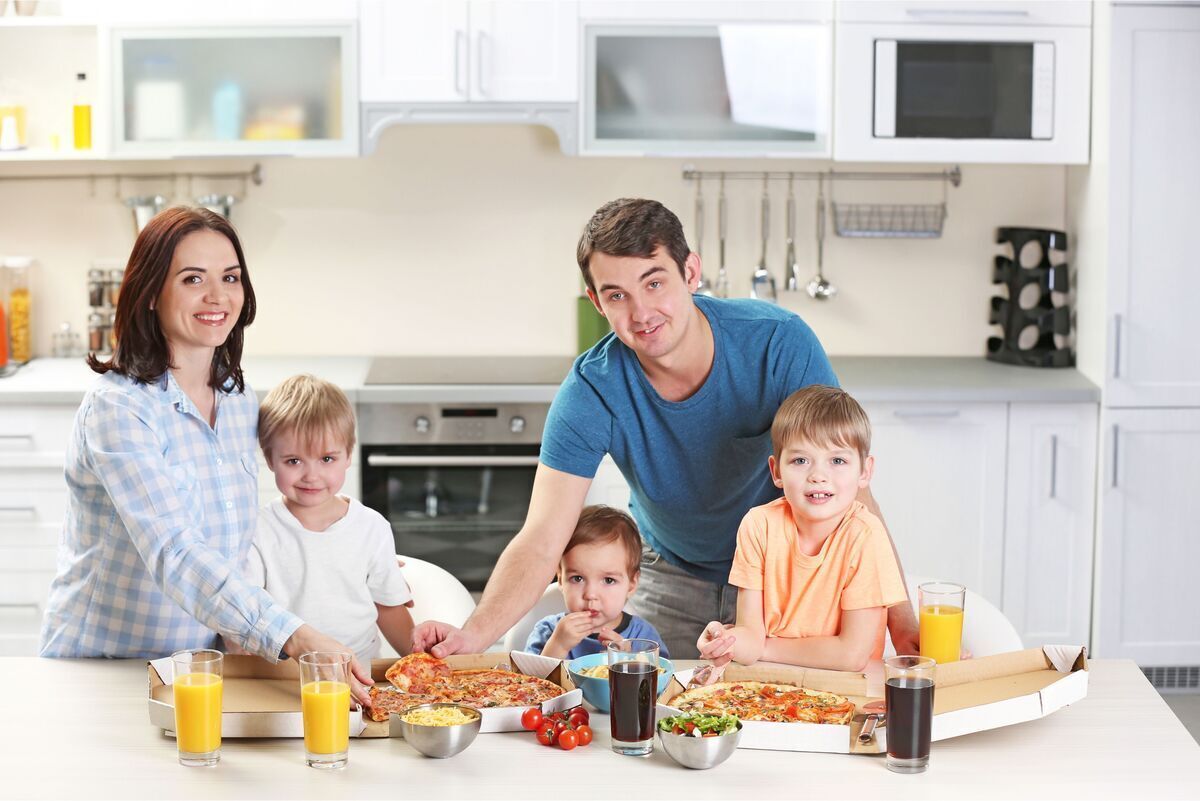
[1095, 409, 1200, 666]
[1103, 4, 1200, 408]
[109, 24, 359, 157]
[0, 404, 77, 657]
[359, 0, 578, 103]
[1002, 403, 1097, 649]
[864, 402, 1008, 608]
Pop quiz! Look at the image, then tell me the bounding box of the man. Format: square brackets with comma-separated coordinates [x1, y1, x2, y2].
[413, 198, 919, 658]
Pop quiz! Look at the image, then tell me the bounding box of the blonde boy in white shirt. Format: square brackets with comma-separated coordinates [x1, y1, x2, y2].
[243, 374, 414, 666]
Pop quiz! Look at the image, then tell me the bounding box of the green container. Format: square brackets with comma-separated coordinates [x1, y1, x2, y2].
[576, 295, 610, 354]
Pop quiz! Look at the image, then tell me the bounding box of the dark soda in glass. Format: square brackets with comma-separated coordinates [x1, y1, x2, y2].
[885, 676, 934, 761]
[609, 661, 656, 745]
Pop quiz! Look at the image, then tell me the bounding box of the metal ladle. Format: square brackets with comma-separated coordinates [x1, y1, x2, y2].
[807, 175, 837, 300]
[714, 175, 730, 298]
[749, 174, 777, 303]
[694, 178, 714, 296]
[784, 174, 802, 292]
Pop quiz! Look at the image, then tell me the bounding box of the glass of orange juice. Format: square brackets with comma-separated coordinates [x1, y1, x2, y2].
[299, 652, 353, 769]
[171, 649, 223, 767]
[919, 581, 966, 664]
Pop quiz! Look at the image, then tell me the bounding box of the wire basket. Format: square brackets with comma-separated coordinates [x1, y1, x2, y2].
[831, 202, 947, 238]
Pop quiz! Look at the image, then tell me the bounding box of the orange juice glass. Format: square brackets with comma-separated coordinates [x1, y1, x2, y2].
[299, 652, 352, 769]
[919, 581, 966, 664]
[171, 649, 223, 767]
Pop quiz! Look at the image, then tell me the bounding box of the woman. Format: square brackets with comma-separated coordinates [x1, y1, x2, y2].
[39, 208, 372, 704]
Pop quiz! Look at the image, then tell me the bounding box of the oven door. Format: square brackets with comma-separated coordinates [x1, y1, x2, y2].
[835, 21, 1091, 163]
[360, 445, 539, 593]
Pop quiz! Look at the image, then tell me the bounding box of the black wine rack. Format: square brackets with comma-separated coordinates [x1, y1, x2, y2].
[987, 227, 1074, 368]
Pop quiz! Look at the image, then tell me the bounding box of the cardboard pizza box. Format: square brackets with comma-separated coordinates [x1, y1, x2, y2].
[658, 645, 1088, 754]
[147, 650, 580, 739]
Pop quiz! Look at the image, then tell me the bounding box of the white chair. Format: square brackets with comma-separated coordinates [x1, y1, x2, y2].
[884, 574, 1024, 659]
[502, 582, 567, 653]
[378, 556, 477, 658]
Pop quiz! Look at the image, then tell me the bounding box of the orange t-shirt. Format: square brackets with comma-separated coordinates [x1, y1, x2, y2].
[727, 497, 908, 660]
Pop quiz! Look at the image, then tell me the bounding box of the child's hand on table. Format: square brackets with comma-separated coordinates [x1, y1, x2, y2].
[696, 621, 735, 667]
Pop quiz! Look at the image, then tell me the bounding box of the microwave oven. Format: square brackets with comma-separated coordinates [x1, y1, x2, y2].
[834, 4, 1092, 163]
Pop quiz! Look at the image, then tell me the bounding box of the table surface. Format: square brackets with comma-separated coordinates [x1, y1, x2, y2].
[3, 657, 1198, 800]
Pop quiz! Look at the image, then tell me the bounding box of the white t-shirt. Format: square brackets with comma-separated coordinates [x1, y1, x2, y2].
[243, 496, 412, 666]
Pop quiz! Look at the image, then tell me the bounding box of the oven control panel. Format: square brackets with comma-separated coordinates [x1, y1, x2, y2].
[358, 402, 549, 445]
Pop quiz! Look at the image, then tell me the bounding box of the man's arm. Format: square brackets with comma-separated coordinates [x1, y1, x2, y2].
[412, 463, 592, 656]
[857, 484, 919, 655]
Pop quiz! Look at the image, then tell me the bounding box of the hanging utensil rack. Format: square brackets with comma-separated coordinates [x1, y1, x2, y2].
[0, 163, 264, 198]
[682, 166, 961, 239]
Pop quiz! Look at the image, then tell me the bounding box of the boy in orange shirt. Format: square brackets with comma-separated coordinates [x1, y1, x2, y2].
[697, 385, 908, 672]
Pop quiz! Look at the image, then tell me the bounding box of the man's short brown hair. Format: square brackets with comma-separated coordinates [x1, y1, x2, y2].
[771, 385, 872, 464]
[258, 374, 357, 462]
[560, 505, 643, 580]
[576, 198, 690, 293]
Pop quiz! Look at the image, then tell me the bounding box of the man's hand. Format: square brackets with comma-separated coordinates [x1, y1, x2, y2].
[410, 620, 484, 659]
[542, 611, 601, 659]
[696, 621, 735, 667]
[282, 624, 374, 708]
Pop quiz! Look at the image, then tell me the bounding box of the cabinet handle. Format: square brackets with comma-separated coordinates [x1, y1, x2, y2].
[477, 31, 490, 98]
[892, 410, 961, 419]
[0, 506, 37, 516]
[1111, 424, 1120, 489]
[1049, 435, 1059, 499]
[1112, 313, 1123, 379]
[454, 29, 468, 98]
[0, 434, 35, 441]
[906, 8, 1030, 19]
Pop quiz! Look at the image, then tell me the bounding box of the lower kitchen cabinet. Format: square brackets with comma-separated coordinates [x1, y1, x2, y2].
[1003, 403, 1098, 649]
[1096, 408, 1200, 665]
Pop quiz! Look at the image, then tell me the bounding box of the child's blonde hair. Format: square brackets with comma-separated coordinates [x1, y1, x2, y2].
[771, 385, 871, 463]
[258, 374, 356, 461]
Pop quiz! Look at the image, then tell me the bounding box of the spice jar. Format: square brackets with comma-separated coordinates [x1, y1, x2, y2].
[3, 256, 33, 363]
[87, 268, 107, 307]
[87, 311, 106, 354]
[107, 309, 117, 354]
[108, 268, 124, 308]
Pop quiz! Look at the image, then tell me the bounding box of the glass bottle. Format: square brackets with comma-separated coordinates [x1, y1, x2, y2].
[108, 268, 124, 308]
[73, 72, 92, 150]
[87, 268, 107, 307]
[4, 257, 33, 363]
[87, 311, 105, 354]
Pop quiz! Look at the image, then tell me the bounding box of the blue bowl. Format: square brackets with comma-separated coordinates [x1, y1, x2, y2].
[566, 652, 674, 714]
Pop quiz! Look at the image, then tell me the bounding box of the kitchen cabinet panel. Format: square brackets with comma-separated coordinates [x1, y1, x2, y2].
[864, 402, 1008, 607]
[360, 0, 468, 102]
[469, 1, 578, 102]
[1003, 403, 1097, 650]
[1095, 409, 1200, 665]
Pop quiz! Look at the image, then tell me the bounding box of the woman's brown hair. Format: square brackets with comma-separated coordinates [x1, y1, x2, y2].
[88, 206, 256, 393]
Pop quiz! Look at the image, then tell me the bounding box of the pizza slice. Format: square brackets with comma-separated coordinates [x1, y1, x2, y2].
[384, 652, 453, 693]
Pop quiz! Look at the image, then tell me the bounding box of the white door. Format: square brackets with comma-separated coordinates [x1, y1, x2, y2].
[360, 0, 470, 102]
[469, 0, 578, 101]
[1002, 403, 1098, 650]
[864, 403, 1008, 607]
[1105, 5, 1200, 406]
[1095, 409, 1200, 665]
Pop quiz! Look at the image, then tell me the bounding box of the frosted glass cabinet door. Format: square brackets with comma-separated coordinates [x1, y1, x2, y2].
[112, 26, 358, 156]
[583, 23, 831, 156]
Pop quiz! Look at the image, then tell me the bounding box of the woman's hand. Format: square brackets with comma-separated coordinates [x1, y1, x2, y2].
[283, 624, 374, 708]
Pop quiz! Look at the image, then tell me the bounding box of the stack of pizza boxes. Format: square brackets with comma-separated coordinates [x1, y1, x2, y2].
[147, 651, 581, 739]
[656, 646, 1089, 754]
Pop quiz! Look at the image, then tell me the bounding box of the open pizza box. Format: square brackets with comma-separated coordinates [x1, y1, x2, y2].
[148, 650, 580, 739]
[657, 645, 1088, 754]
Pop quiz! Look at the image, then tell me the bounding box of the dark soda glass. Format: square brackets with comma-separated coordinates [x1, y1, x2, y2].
[885, 676, 935, 765]
[609, 661, 656, 751]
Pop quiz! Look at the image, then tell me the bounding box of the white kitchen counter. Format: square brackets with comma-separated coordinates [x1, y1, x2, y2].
[1, 657, 1195, 800]
[0, 355, 1099, 406]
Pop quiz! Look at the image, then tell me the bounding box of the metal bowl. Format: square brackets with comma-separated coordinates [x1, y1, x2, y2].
[657, 722, 743, 770]
[395, 703, 481, 758]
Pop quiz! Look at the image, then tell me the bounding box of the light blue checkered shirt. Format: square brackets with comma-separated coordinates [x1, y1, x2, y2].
[39, 370, 302, 659]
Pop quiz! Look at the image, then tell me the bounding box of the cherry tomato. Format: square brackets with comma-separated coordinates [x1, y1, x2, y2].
[520, 707, 543, 731]
[548, 712, 565, 722]
[558, 729, 578, 751]
[536, 722, 556, 746]
[575, 724, 593, 747]
[553, 720, 570, 736]
[568, 708, 589, 728]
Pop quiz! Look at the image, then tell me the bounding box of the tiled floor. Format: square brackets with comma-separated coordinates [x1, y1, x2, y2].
[1162, 692, 1200, 745]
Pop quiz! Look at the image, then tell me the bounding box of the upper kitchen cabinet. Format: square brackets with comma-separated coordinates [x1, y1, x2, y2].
[110, 24, 359, 157]
[1102, 4, 1200, 408]
[834, 0, 1092, 164]
[580, 2, 833, 157]
[360, 0, 578, 103]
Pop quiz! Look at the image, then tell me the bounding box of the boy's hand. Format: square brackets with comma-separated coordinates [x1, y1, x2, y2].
[696, 621, 736, 667]
[544, 611, 602, 658]
[596, 626, 622, 648]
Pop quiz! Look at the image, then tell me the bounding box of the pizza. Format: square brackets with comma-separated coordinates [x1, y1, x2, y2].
[670, 681, 856, 725]
[367, 654, 565, 722]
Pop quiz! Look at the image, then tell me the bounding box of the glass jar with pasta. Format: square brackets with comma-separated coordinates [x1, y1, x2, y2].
[3, 257, 33, 364]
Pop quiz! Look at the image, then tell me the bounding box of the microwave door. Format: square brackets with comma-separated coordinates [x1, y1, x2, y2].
[874, 40, 898, 138]
[1030, 42, 1055, 140]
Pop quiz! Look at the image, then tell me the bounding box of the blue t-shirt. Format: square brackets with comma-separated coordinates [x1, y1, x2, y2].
[539, 296, 837, 584]
[525, 612, 670, 660]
